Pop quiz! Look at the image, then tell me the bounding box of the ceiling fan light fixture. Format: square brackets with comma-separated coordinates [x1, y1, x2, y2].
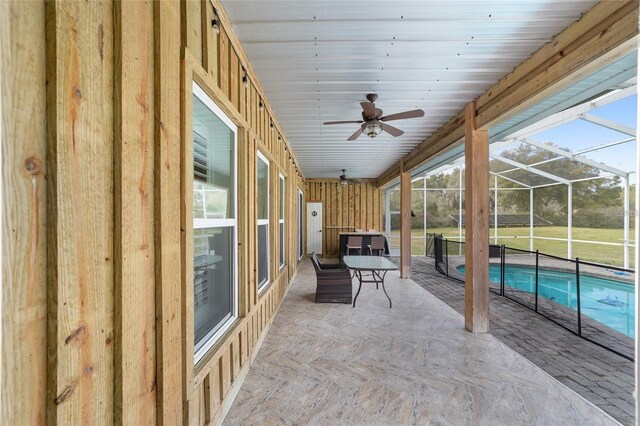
[363, 122, 382, 138]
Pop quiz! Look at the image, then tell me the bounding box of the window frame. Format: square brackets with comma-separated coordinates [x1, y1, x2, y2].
[257, 150, 270, 292]
[279, 173, 285, 270]
[191, 82, 239, 365]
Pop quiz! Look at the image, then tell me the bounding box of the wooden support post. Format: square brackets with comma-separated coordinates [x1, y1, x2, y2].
[400, 164, 412, 279]
[464, 102, 489, 333]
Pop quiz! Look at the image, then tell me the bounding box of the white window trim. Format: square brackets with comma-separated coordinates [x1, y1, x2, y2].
[279, 173, 285, 270]
[257, 150, 270, 292]
[298, 187, 304, 260]
[192, 81, 238, 365]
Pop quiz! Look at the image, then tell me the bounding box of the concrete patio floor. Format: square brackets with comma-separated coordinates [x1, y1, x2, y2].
[224, 259, 616, 425]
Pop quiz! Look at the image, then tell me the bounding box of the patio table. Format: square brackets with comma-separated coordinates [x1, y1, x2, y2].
[343, 255, 398, 308]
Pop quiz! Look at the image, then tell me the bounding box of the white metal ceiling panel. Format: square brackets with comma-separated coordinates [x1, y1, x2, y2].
[222, 0, 599, 178]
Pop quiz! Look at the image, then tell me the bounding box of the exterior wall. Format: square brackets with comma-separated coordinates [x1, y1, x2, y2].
[305, 180, 381, 257]
[1, 0, 305, 424]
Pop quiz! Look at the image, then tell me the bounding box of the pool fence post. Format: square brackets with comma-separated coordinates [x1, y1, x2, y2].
[534, 250, 539, 312]
[576, 258, 582, 337]
[500, 245, 505, 296]
[445, 238, 449, 277]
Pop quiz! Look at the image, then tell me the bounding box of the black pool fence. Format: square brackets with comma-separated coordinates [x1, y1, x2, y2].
[433, 234, 635, 361]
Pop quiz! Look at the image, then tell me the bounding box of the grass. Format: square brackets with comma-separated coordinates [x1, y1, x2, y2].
[388, 226, 635, 269]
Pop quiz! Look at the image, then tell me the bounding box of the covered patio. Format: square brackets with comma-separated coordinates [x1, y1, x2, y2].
[2, 0, 638, 425]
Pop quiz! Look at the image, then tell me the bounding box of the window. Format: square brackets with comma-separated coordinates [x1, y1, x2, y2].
[192, 82, 238, 364]
[298, 188, 304, 259]
[257, 151, 270, 290]
[279, 174, 285, 269]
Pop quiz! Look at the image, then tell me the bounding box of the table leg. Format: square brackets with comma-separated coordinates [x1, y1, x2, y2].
[379, 271, 392, 308]
[352, 270, 363, 308]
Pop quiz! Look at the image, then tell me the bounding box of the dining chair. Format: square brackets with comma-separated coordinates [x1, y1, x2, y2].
[346, 236, 363, 255]
[368, 236, 386, 256]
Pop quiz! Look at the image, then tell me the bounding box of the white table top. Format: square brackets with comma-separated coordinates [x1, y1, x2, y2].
[343, 256, 398, 271]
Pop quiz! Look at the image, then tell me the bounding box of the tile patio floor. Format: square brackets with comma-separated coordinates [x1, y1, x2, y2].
[224, 259, 617, 425]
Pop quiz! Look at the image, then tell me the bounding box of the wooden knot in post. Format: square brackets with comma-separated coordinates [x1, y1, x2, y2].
[24, 157, 40, 175]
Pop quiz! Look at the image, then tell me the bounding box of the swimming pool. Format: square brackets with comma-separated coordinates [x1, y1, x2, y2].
[457, 264, 635, 338]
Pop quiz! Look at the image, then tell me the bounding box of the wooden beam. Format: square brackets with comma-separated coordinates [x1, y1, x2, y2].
[153, 0, 183, 424]
[400, 166, 411, 279]
[1, 1, 48, 423]
[376, 0, 638, 187]
[464, 102, 489, 333]
[476, 1, 637, 122]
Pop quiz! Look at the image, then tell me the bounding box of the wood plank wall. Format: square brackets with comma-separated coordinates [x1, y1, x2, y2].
[1, 1, 48, 424]
[305, 180, 381, 257]
[2, 0, 305, 424]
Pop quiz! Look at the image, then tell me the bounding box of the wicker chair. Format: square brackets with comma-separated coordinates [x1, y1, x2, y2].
[311, 253, 352, 304]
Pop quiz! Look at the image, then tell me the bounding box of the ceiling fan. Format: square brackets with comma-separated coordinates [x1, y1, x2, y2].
[323, 94, 425, 141]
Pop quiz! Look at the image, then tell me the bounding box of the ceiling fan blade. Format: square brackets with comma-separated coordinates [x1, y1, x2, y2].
[347, 128, 363, 141]
[380, 109, 425, 122]
[323, 120, 364, 125]
[360, 101, 376, 118]
[380, 123, 404, 137]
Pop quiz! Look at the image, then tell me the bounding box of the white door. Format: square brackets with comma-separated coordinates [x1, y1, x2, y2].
[306, 202, 323, 254]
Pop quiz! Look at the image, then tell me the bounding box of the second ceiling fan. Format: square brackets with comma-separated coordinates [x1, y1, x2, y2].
[323, 94, 424, 141]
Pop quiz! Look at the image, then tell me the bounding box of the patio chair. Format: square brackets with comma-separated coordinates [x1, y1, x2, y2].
[368, 236, 386, 256]
[346, 236, 363, 255]
[311, 253, 352, 304]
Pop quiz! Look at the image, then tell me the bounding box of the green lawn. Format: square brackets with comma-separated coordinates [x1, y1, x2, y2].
[389, 226, 635, 268]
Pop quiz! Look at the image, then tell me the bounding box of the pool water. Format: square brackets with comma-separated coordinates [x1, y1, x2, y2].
[457, 264, 635, 338]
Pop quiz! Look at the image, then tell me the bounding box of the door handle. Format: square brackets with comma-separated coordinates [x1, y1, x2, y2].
[318, 230, 322, 233]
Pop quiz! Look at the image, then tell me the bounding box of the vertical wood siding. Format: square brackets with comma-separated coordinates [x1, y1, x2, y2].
[305, 180, 382, 257]
[114, 1, 157, 423]
[45, 0, 115, 423]
[3, 0, 304, 425]
[1, 1, 48, 423]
